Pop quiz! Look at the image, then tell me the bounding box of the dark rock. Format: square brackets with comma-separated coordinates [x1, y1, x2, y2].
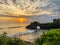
[26, 19, 60, 30]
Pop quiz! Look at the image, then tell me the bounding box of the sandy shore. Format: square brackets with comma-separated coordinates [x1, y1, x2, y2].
[19, 30, 47, 42]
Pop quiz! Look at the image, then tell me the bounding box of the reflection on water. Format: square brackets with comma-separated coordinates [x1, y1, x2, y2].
[0, 23, 28, 34]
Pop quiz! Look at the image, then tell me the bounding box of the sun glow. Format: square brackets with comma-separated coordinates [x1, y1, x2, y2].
[17, 18, 27, 23]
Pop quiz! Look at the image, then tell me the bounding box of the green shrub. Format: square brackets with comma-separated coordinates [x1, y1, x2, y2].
[0, 32, 26, 45]
[34, 28, 60, 45]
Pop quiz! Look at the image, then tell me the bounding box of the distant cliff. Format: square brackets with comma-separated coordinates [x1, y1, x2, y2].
[26, 19, 60, 30]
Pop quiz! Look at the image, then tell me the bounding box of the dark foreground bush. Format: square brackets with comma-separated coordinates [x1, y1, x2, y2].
[34, 28, 60, 45]
[0, 32, 26, 45]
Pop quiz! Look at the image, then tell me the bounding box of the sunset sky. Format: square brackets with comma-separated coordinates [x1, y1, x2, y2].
[0, 0, 60, 16]
[0, 0, 60, 23]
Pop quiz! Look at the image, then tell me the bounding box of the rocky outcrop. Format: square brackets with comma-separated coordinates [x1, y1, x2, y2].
[26, 19, 60, 30]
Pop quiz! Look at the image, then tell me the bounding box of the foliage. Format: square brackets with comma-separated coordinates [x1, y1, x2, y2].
[34, 28, 60, 45]
[0, 32, 26, 45]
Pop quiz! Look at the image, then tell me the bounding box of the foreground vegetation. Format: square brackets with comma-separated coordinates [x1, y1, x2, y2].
[34, 28, 60, 45]
[0, 32, 26, 45]
[0, 28, 60, 45]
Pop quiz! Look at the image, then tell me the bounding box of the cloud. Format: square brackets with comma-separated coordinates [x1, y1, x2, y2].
[0, 0, 60, 16]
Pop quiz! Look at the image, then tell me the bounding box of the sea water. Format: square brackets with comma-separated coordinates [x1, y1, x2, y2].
[0, 18, 46, 42]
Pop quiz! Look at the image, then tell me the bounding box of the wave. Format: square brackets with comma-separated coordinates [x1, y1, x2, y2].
[0, 26, 22, 30]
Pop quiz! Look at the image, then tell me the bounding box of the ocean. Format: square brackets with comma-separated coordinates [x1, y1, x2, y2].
[0, 20, 47, 42]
